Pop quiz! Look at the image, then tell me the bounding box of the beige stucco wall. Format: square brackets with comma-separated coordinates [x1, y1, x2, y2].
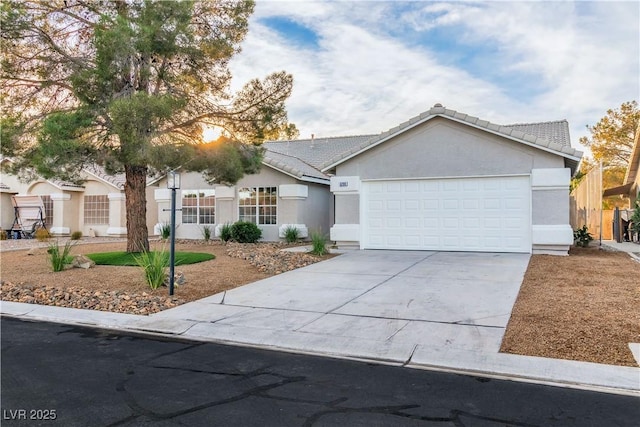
[0, 191, 17, 230]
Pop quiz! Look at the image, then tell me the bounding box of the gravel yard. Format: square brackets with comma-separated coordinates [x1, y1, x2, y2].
[1, 238, 638, 367]
[501, 246, 640, 367]
[0, 238, 331, 315]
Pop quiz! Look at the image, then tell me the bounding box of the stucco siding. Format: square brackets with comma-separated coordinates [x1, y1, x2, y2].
[532, 189, 570, 225]
[152, 168, 328, 241]
[303, 183, 332, 235]
[1, 192, 16, 230]
[336, 118, 563, 179]
[335, 194, 359, 224]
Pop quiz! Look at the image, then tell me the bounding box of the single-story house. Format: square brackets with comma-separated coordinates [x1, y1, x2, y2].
[0, 160, 148, 238]
[2, 104, 583, 255]
[149, 137, 350, 240]
[324, 104, 582, 255]
[602, 129, 640, 207]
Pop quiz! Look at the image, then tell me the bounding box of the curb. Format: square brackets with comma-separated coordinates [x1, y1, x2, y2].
[2, 303, 639, 397]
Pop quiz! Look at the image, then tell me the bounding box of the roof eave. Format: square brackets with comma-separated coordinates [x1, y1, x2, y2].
[82, 168, 123, 190]
[322, 113, 583, 172]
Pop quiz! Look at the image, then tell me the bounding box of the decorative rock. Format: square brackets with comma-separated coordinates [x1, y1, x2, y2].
[27, 248, 39, 256]
[71, 254, 96, 269]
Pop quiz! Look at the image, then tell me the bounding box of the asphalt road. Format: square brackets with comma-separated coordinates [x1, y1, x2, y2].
[1, 317, 638, 426]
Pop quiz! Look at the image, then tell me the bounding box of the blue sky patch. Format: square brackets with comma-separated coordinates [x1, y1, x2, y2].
[261, 16, 320, 50]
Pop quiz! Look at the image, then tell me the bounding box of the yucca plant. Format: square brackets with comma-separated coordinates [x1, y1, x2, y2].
[310, 231, 328, 256]
[283, 225, 299, 243]
[219, 223, 233, 242]
[47, 240, 75, 272]
[202, 225, 212, 241]
[159, 223, 171, 240]
[134, 249, 168, 290]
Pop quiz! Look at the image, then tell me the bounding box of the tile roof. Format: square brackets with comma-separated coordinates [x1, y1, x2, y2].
[264, 135, 376, 171]
[84, 164, 162, 189]
[321, 104, 583, 172]
[48, 179, 85, 190]
[84, 165, 126, 190]
[505, 120, 571, 147]
[263, 151, 330, 182]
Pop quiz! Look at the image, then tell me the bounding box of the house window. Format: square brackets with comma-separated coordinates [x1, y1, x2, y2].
[181, 190, 215, 224]
[41, 195, 53, 227]
[238, 187, 277, 225]
[84, 195, 109, 225]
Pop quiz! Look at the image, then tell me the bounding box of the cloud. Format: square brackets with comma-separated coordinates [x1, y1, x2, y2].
[229, 1, 639, 153]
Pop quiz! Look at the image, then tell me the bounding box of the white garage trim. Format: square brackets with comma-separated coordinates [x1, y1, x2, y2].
[361, 175, 532, 253]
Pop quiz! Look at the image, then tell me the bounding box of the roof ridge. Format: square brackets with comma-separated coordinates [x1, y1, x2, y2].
[265, 134, 377, 144]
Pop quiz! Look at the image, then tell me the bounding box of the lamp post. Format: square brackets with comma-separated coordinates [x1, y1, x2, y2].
[167, 171, 180, 296]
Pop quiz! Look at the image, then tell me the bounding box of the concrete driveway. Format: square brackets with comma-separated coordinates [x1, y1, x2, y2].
[5, 249, 640, 392]
[148, 250, 530, 365]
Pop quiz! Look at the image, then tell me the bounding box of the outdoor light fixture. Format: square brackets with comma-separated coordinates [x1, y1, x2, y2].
[167, 171, 180, 296]
[167, 171, 181, 190]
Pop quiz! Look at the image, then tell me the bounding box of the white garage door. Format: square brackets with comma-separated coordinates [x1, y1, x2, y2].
[362, 176, 531, 253]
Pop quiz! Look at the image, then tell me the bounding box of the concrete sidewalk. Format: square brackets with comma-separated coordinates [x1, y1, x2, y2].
[2, 250, 639, 396]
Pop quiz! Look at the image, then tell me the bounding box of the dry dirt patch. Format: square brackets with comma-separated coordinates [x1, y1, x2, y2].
[501, 246, 640, 367]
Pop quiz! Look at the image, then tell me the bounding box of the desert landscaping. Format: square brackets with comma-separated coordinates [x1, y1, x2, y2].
[1, 238, 639, 367]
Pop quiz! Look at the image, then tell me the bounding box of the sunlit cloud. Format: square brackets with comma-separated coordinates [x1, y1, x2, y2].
[229, 1, 639, 154]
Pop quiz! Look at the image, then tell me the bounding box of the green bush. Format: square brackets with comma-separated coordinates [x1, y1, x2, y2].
[47, 240, 75, 272]
[70, 231, 83, 240]
[231, 221, 262, 243]
[573, 225, 594, 247]
[201, 225, 212, 241]
[219, 223, 233, 242]
[283, 225, 300, 243]
[159, 223, 171, 239]
[310, 231, 328, 256]
[134, 249, 168, 290]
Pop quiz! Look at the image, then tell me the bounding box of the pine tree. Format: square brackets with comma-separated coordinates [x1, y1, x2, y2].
[1, 0, 297, 252]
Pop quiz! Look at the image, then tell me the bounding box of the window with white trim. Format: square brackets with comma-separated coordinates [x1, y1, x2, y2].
[84, 195, 109, 225]
[238, 187, 277, 225]
[41, 195, 53, 227]
[181, 190, 215, 224]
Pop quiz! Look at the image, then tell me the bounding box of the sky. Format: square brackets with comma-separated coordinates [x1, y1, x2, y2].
[228, 0, 640, 155]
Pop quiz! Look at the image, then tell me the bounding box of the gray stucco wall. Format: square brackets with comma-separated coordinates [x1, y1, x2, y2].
[153, 166, 330, 241]
[334, 194, 359, 224]
[336, 118, 564, 179]
[532, 189, 569, 225]
[303, 183, 332, 236]
[331, 117, 574, 253]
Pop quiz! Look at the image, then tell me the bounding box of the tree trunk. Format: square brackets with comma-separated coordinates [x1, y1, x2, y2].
[124, 164, 150, 253]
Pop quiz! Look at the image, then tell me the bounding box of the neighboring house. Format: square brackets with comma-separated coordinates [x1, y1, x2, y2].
[0, 160, 142, 238]
[324, 104, 582, 255]
[602, 129, 640, 207]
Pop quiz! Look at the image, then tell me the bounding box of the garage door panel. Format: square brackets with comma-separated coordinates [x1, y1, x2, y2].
[363, 176, 531, 253]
